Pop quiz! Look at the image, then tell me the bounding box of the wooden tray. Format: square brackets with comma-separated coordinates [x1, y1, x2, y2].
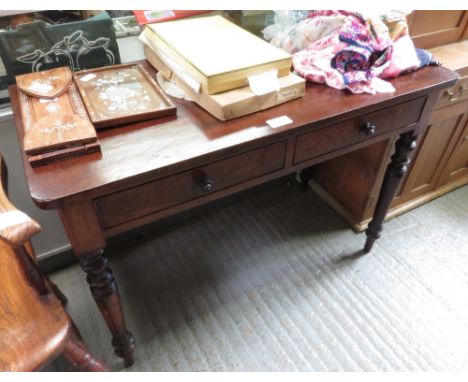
[73, 63, 177, 128]
[17, 67, 100, 166]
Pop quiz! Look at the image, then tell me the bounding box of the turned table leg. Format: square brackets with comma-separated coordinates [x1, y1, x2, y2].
[58, 201, 135, 366]
[79, 249, 135, 367]
[364, 131, 418, 253]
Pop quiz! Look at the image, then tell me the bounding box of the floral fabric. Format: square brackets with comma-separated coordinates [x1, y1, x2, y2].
[264, 11, 437, 94]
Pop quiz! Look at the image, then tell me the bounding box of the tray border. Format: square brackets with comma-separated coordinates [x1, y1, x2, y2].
[73, 63, 177, 128]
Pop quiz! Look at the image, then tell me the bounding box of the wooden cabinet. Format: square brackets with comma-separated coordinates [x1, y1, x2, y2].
[408, 10, 468, 49]
[309, 38, 468, 231]
[436, 114, 468, 186]
[390, 97, 468, 211]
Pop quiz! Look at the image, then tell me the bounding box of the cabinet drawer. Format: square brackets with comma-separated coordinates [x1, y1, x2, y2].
[436, 75, 468, 109]
[294, 97, 426, 164]
[96, 141, 287, 228]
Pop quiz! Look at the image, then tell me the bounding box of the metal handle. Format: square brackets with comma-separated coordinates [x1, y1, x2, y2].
[198, 176, 214, 192]
[361, 122, 376, 136]
[447, 89, 459, 102]
[447, 84, 466, 103]
[460, 84, 467, 96]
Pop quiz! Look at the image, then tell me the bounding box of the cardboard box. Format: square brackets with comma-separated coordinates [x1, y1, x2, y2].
[144, 45, 305, 121]
[144, 15, 292, 94]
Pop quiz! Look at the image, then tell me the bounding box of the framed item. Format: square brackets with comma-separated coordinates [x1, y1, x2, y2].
[0, 11, 121, 84]
[16, 66, 100, 166]
[73, 63, 177, 128]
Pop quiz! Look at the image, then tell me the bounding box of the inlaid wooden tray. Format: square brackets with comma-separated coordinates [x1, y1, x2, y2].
[17, 67, 100, 166]
[73, 63, 177, 128]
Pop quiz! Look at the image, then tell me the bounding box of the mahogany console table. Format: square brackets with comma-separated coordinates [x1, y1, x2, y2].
[10, 61, 457, 367]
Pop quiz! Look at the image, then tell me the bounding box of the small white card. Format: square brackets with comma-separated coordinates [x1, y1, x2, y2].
[248, 70, 279, 96]
[266, 115, 293, 129]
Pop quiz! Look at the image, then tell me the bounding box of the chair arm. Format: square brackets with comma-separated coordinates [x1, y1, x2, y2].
[0, 154, 41, 247]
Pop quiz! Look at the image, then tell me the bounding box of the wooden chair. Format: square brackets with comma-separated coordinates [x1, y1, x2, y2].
[0, 154, 109, 372]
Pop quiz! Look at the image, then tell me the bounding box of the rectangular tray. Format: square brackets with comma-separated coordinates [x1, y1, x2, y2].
[73, 63, 177, 128]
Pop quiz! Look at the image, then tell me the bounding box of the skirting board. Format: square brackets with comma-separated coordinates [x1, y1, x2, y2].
[38, 244, 76, 273]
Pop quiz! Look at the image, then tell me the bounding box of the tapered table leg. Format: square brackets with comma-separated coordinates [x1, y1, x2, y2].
[79, 249, 135, 367]
[364, 131, 418, 253]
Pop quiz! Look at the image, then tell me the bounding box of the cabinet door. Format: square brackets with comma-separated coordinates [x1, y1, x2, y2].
[391, 100, 468, 208]
[408, 10, 468, 49]
[437, 116, 468, 186]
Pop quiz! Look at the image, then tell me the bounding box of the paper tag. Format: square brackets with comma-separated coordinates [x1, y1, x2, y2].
[79, 73, 96, 82]
[248, 70, 279, 96]
[266, 115, 293, 129]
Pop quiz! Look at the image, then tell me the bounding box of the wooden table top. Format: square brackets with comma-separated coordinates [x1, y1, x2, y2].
[10, 61, 458, 209]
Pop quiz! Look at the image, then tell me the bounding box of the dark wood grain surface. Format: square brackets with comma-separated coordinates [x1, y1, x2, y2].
[10, 61, 458, 209]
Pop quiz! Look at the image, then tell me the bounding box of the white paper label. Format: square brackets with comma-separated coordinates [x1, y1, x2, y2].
[266, 115, 293, 129]
[248, 70, 279, 96]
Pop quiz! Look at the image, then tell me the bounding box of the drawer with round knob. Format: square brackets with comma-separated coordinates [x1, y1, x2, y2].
[294, 96, 427, 164]
[95, 141, 287, 229]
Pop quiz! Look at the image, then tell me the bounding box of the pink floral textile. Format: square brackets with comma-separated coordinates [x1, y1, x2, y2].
[266, 12, 346, 54]
[380, 35, 420, 78]
[265, 11, 427, 94]
[292, 14, 396, 94]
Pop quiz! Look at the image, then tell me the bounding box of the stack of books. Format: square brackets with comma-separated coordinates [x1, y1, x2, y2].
[140, 15, 305, 121]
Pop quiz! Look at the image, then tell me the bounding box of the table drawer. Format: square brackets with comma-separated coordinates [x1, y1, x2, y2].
[96, 141, 287, 228]
[294, 96, 426, 164]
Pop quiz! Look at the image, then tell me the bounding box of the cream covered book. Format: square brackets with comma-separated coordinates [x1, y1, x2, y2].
[144, 15, 292, 94]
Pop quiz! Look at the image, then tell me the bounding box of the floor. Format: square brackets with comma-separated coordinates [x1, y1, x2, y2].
[47, 180, 468, 371]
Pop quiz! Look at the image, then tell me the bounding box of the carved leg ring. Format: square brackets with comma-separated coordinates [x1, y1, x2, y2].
[79, 250, 135, 367]
[364, 131, 418, 253]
